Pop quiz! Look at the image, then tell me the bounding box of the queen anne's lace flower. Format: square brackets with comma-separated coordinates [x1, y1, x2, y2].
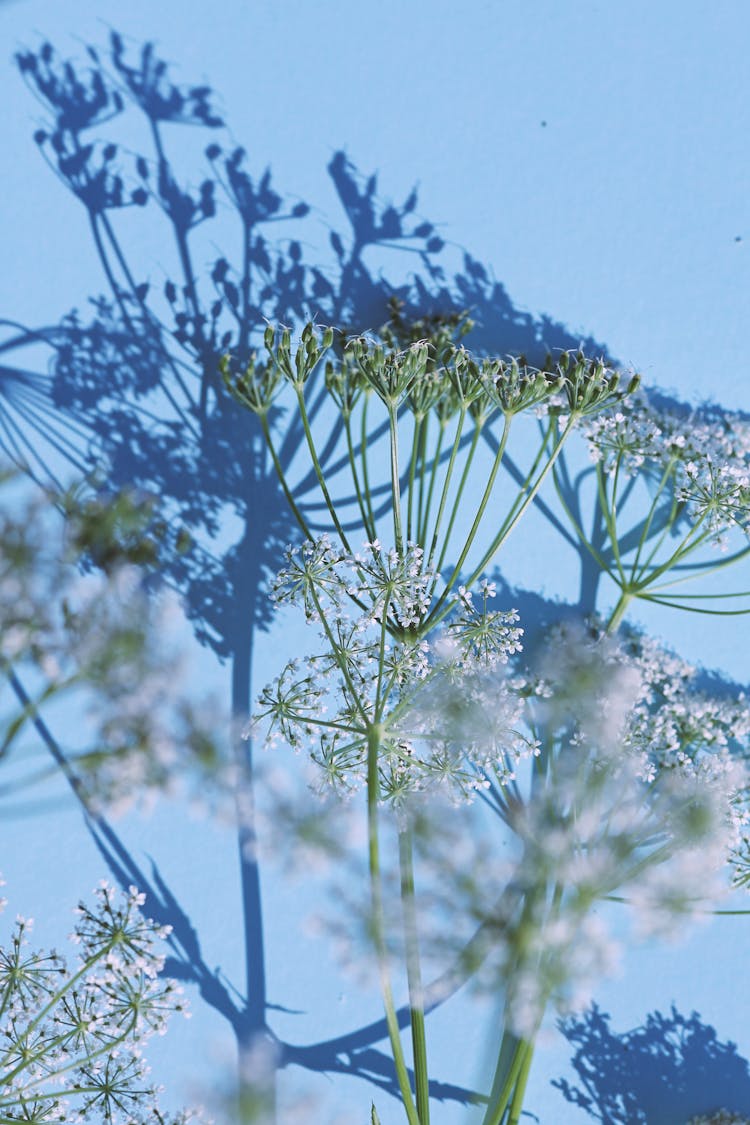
[0, 881, 196, 1125]
[584, 392, 750, 546]
[252, 539, 533, 802]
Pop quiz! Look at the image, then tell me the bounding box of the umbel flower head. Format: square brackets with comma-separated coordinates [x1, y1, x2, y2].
[583, 391, 750, 546]
[250, 539, 530, 802]
[274, 610, 749, 1039]
[0, 880, 198, 1125]
[223, 321, 635, 421]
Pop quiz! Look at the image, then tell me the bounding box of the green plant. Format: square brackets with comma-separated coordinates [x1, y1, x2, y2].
[224, 322, 750, 1124]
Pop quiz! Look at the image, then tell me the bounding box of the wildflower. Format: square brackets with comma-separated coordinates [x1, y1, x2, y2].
[0, 882, 194, 1124]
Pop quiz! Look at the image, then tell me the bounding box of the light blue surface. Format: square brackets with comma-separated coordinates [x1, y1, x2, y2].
[1, 2, 750, 1122]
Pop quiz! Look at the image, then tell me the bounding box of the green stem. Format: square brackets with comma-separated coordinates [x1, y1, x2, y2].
[552, 465, 616, 580]
[603, 894, 750, 915]
[605, 590, 632, 634]
[389, 404, 405, 553]
[16, 1018, 137, 1092]
[427, 414, 512, 626]
[507, 1041, 534, 1125]
[650, 541, 750, 585]
[628, 456, 676, 580]
[367, 729, 421, 1125]
[295, 386, 352, 552]
[360, 393, 378, 537]
[345, 412, 377, 541]
[260, 414, 315, 541]
[374, 592, 392, 719]
[481, 1038, 527, 1125]
[636, 520, 712, 588]
[417, 415, 437, 546]
[407, 415, 424, 544]
[14, 946, 110, 1049]
[461, 416, 575, 593]
[309, 587, 370, 726]
[429, 410, 471, 573]
[398, 828, 430, 1125]
[595, 462, 627, 584]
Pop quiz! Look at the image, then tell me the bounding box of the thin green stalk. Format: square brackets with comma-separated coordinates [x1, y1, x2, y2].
[398, 828, 430, 1125]
[428, 409, 471, 573]
[638, 594, 750, 616]
[389, 404, 405, 554]
[432, 420, 488, 579]
[295, 386, 352, 552]
[367, 728, 421, 1125]
[605, 590, 632, 634]
[651, 541, 750, 583]
[374, 592, 392, 719]
[551, 466, 616, 579]
[344, 412, 377, 541]
[15, 1017, 137, 1092]
[603, 894, 750, 915]
[277, 714, 364, 735]
[407, 415, 424, 543]
[427, 416, 575, 634]
[427, 414, 512, 627]
[507, 1040, 535, 1125]
[13, 945, 112, 1050]
[595, 462, 627, 585]
[628, 456, 676, 580]
[481, 1038, 527, 1125]
[648, 542, 750, 589]
[416, 417, 443, 548]
[0, 1085, 107, 1104]
[309, 587, 370, 726]
[360, 393, 378, 537]
[461, 416, 576, 593]
[644, 589, 750, 600]
[259, 414, 315, 541]
[629, 488, 683, 579]
[416, 414, 435, 545]
[634, 520, 712, 588]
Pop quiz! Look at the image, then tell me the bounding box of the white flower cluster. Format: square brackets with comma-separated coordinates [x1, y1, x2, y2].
[252, 539, 527, 802]
[488, 755, 736, 1038]
[0, 880, 199, 1125]
[0, 472, 232, 817]
[625, 634, 750, 801]
[271, 535, 435, 632]
[410, 624, 748, 1038]
[256, 541, 750, 1040]
[584, 394, 750, 544]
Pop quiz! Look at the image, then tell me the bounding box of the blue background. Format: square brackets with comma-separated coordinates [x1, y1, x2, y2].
[1, 2, 750, 1122]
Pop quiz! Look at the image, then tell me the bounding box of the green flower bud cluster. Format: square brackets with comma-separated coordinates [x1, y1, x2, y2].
[345, 336, 432, 407]
[219, 352, 282, 416]
[324, 353, 367, 417]
[484, 355, 564, 417]
[266, 322, 336, 387]
[221, 322, 337, 412]
[553, 351, 640, 417]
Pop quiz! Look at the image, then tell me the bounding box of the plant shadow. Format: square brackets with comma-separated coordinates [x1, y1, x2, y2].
[4, 25, 750, 1118]
[554, 1004, 750, 1125]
